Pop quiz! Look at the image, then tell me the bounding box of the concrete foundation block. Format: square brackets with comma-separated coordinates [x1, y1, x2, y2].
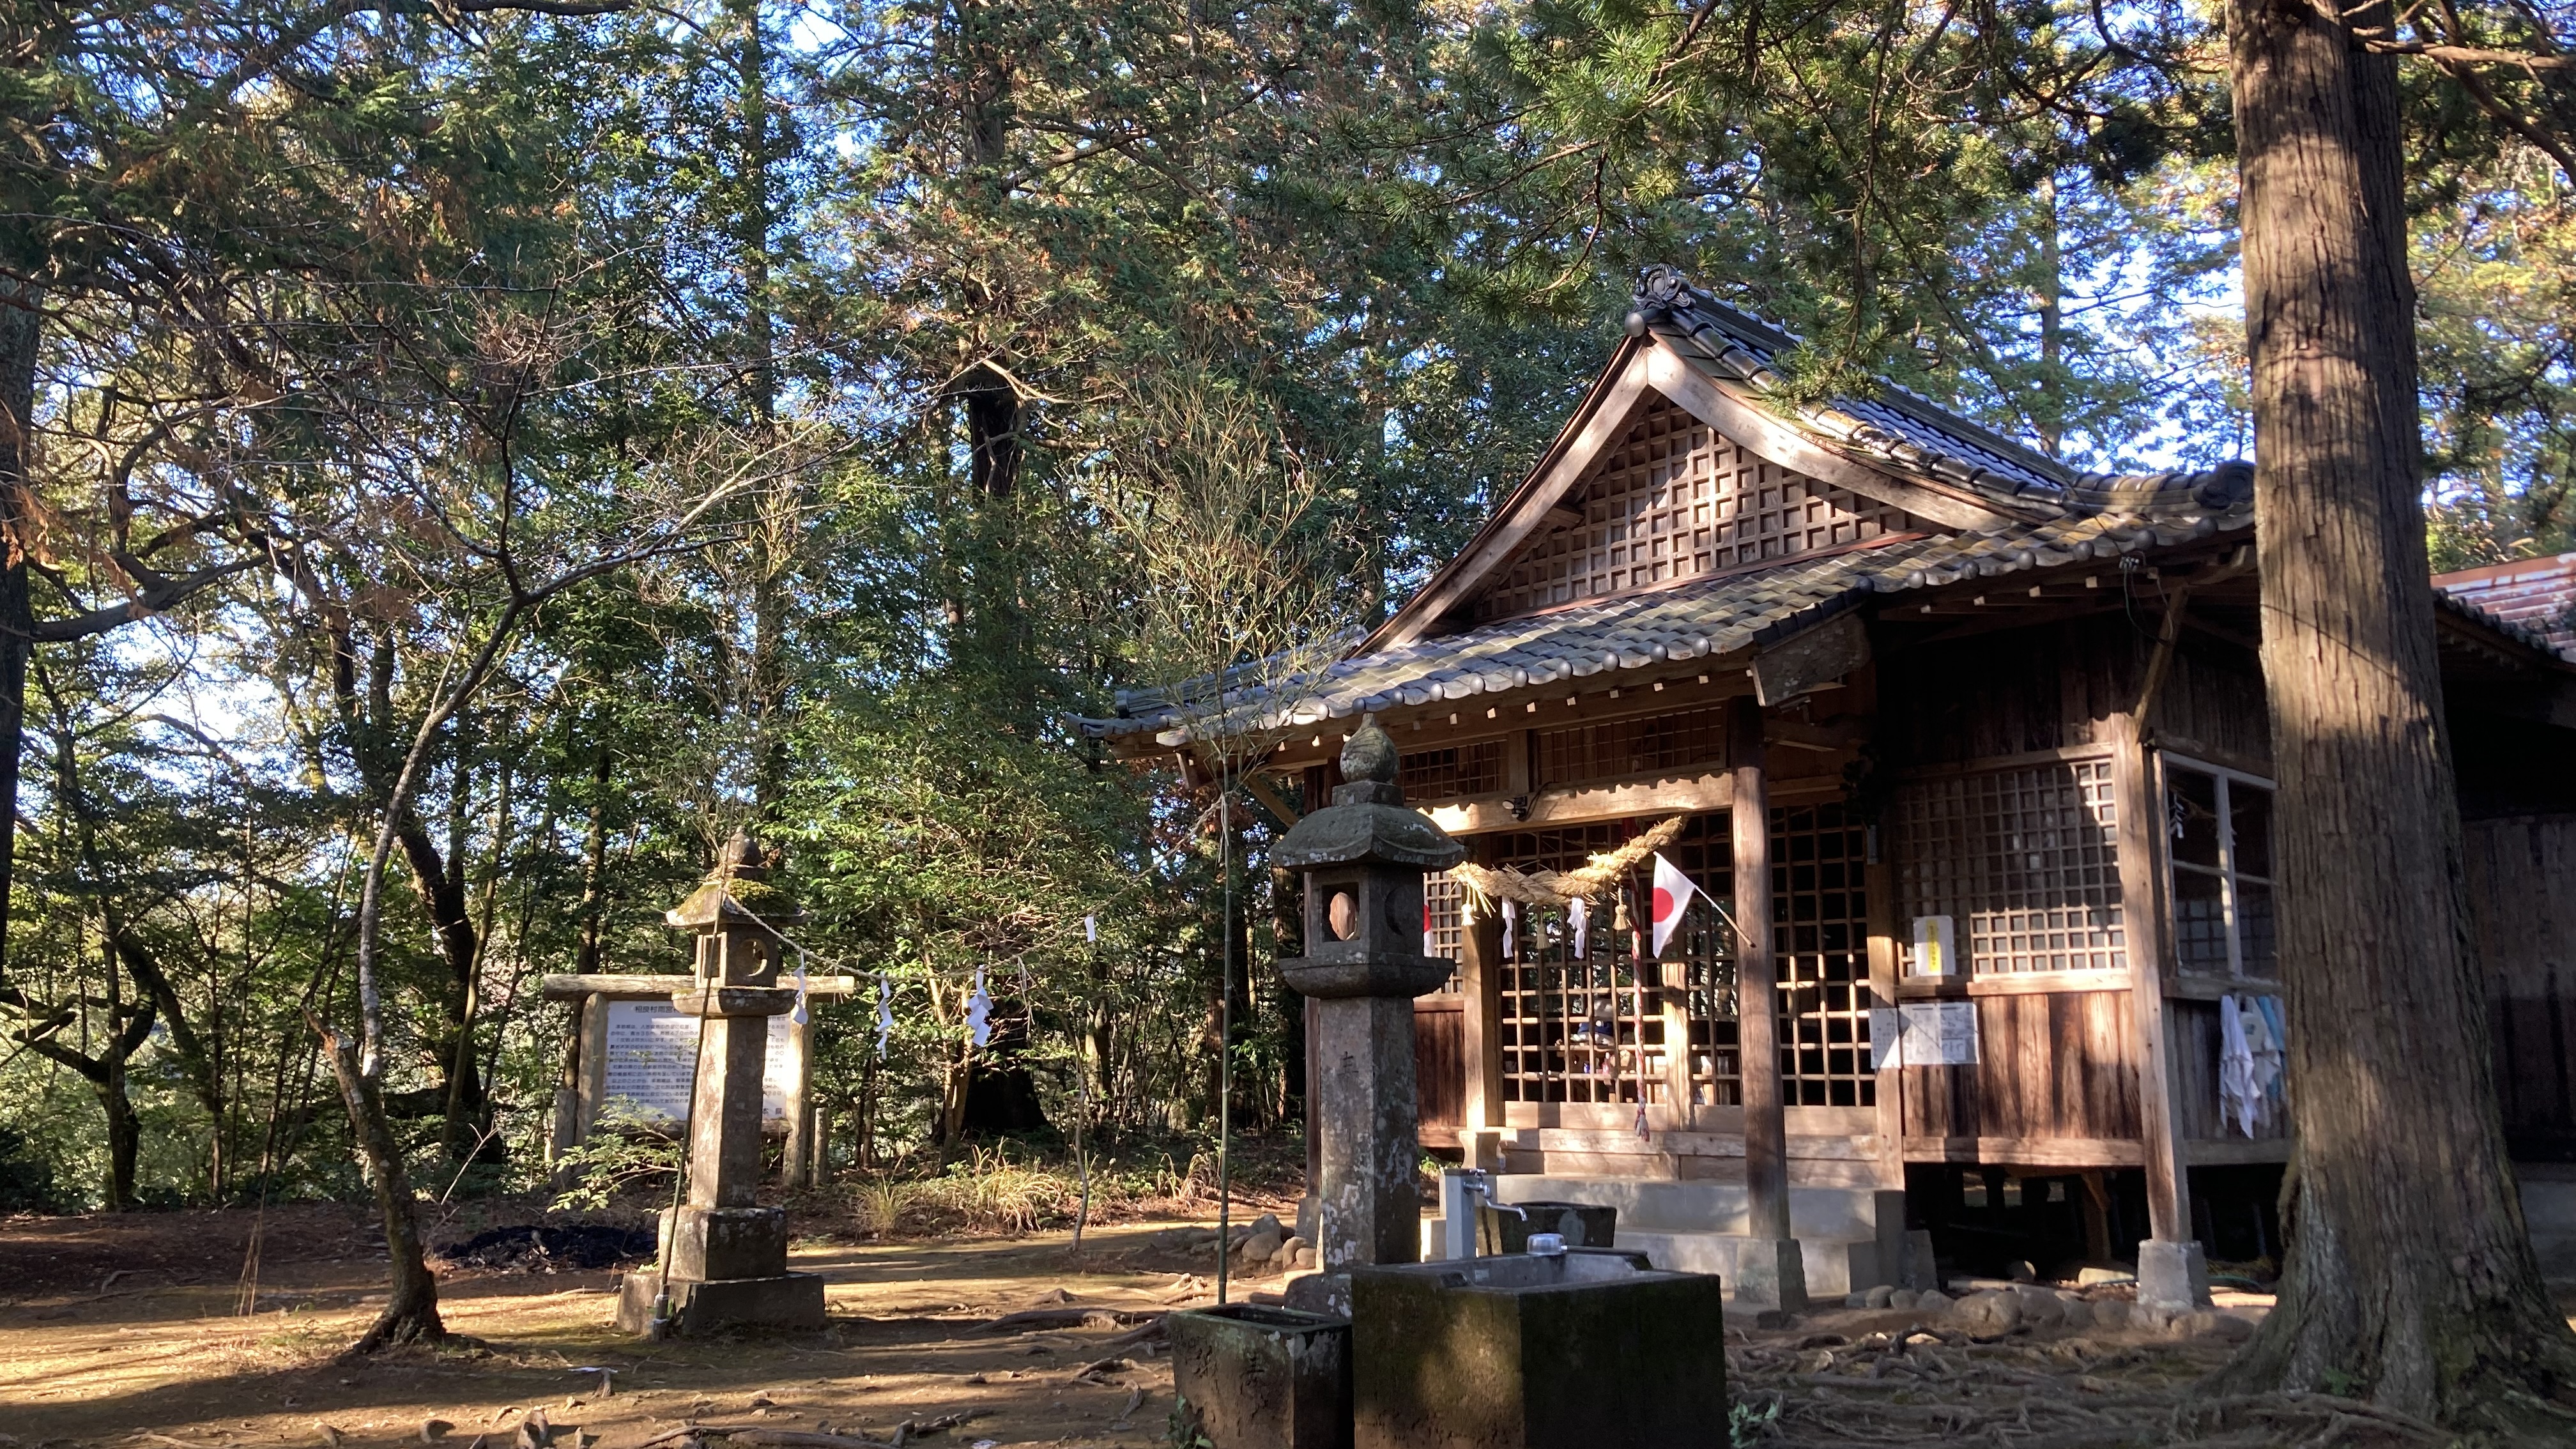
[1902, 1229, 1939, 1290]
[658, 1204, 789, 1282]
[2136, 1239, 2211, 1311]
[1169, 1303, 1352, 1449]
[1351, 1250, 1724, 1449]
[1731, 1237, 1808, 1311]
[614, 1269, 825, 1335]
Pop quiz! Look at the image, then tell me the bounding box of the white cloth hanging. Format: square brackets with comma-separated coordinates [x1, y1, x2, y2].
[2244, 994, 2285, 1133]
[875, 975, 895, 1061]
[967, 967, 993, 1049]
[1568, 898, 1591, 958]
[2219, 994, 2257, 1137]
[1501, 900, 1519, 960]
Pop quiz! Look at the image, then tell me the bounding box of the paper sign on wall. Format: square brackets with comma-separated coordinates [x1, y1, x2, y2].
[600, 999, 793, 1123]
[1869, 1000, 1981, 1068]
[1910, 915, 1958, 976]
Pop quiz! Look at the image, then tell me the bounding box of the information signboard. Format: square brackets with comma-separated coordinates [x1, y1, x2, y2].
[599, 999, 792, 1123]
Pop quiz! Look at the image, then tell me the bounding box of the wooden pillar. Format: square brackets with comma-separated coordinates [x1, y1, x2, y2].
[1457, 875, 1506, 1135]
[2113, 730, 2194, 1243]
[1731, 696, 1790, 1242]
[575, 990, 611, 1142]
[1864, 840, 1906, 1191]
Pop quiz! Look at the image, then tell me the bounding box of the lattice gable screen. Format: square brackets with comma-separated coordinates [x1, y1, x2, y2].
[1473, 392, 1927, 622]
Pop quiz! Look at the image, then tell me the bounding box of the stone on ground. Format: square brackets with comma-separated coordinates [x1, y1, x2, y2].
[1951, 1289, 2023, 1336]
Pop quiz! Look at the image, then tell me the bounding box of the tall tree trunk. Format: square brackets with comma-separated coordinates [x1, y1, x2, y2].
[0, 287, 38, 978]
[574, 742, 612, 974]
[2215, 0, 2576, 1423]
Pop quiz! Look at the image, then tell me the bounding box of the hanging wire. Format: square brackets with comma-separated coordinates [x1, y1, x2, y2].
[648, 949, 721, 1340]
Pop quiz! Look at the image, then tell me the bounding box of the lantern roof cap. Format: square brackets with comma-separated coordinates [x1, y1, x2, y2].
[666, 831, 804, 930]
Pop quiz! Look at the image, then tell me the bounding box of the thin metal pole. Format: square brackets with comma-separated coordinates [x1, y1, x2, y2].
[1216, 776, 1234, 1304]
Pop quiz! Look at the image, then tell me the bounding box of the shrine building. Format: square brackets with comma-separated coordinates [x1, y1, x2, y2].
[1083, 266, 2576, 1292]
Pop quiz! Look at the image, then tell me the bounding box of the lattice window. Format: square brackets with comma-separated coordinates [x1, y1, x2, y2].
[1489, 818, 1740, 1106]
[1475, 395, 1922, 621]
[1401, 740, 1507, 802]
[1894, 760, 2127, 975]
[1773, 803, 1876, 1107]
[1423, 870, 1466, 993]
[1536, 707, 1730, 788]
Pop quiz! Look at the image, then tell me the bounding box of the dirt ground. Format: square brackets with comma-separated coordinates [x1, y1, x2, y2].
[5, 1205, 2573, 1449]
[0, 1202, 1245, 1449]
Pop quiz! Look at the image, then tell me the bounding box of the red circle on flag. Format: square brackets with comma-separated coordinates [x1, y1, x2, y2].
[1652, 887, 1676, 921]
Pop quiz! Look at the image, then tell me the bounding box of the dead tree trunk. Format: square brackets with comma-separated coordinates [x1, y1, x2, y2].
[2216, 0, 2576, 1422]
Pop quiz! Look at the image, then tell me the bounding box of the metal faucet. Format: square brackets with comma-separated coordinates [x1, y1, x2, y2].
[1460, 1168, 1525, 1220]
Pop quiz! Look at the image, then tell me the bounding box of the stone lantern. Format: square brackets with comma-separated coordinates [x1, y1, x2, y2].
[1275, 716, 1465, 1308]
[615, 833, 826, 1335]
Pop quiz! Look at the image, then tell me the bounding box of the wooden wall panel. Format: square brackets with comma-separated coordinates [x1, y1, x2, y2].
[2150, 636, 2272, 768]
[2169, 998, 2290, 1144]
[1900, 991, 2142, 1142]
[1880, 613, 2271, 774]
[1415, 997, 1467, 1149]
[1881, 617, 2141, 767]
[2465, 815, 2576, 1160]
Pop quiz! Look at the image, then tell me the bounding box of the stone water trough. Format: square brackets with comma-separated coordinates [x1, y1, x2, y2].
[1349, 1248, 1728, 1449]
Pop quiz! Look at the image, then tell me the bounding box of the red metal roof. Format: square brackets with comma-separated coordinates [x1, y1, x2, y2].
[2435, 552, 2576, 660]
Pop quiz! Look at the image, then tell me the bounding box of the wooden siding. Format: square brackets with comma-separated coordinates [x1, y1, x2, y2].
[1879, 613, 2271, 774]
[1899, 990, 2142, 1144]
[2467, 814, 2576, 1160]
[2149, 635, 2273, 767]
[1416, 996, 1466, 1149]
[2168, 997, 2290, 1144]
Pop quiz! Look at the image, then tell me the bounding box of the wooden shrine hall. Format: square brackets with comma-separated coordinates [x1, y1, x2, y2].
[1082, 266, 2576, 1298]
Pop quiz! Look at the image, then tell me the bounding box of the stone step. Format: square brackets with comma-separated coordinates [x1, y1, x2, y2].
[1492, 1174, 1899, 1242]
[1414, 1215, 1885, 1298]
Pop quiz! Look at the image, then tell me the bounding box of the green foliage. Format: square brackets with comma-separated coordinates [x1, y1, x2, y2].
[1, 0, 2567, 1223]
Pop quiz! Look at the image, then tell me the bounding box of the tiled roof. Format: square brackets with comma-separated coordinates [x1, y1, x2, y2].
[1083, 267, 2275, 747]
[1628, 266, 2246, 525]
[1085, 509, 2253, 744]
[2434, 552, 2576, 661]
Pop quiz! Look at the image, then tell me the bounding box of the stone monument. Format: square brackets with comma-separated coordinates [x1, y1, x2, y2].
[615, 834, 827, 1335]
[1276, 716, 1466, 1315]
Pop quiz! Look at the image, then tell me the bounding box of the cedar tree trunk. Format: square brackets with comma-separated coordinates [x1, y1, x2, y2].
[2217, 0, 2576, 1423]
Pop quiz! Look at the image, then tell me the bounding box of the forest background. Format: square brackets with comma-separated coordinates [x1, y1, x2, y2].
[2, 0, 2570, 1222]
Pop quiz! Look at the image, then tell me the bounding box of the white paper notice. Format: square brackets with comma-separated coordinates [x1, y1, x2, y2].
[1875, 1001, 1981, 1067]
[600, 999, 792, 1123]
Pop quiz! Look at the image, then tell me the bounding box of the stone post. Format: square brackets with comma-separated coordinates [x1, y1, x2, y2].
[615, 834, 827, 1336]
[1276, 717, 1466, 1316]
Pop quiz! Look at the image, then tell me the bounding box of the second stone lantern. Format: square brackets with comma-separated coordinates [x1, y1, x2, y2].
[1275, 716, 1465, 1315]
[614, 833, 826, 1336]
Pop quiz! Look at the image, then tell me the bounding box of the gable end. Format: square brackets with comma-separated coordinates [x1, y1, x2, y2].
[1471, 392, 1930, 623]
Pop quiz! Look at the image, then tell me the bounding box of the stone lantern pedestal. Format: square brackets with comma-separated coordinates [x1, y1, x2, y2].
[616, 835, 827, 1336]
[1276, 718, 1466, 1316]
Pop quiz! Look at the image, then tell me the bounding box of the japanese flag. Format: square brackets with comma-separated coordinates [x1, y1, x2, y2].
[1650, 853, 1699, 957]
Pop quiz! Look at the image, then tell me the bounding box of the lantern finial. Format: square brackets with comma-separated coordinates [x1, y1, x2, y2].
[1341, 714, 1397, 783]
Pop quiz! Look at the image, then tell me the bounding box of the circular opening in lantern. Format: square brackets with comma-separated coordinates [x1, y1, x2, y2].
[1326, 891, 1360, 940]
